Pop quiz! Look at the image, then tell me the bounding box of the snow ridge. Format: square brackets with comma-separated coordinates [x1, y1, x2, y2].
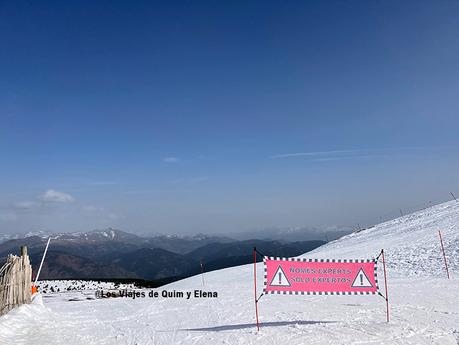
[305, 200, 458, 277]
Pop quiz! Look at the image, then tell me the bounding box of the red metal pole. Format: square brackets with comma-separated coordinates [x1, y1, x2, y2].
[253, 247, 260, 331]
[438, 231, 450, 279]
[381, 249, 390, 323]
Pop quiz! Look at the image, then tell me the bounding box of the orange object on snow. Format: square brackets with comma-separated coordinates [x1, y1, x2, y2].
[31, 285, 38, 294]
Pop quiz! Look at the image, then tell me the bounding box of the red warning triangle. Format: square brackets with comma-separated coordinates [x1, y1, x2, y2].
[351, 268, 373, 288]
[269, 265, 291, 287]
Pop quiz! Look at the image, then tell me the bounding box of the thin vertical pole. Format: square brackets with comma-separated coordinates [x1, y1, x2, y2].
[450, 192, 457, 202]
[200, 259, 205, 286]
[381, 249, 390, 323]
[438, 231, 450, 279]
[34, 237, 51, 286]
[253, 247, 260, 331]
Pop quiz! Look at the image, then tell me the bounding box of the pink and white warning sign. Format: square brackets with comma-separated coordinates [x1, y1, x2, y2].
[263, 257, 378, 295]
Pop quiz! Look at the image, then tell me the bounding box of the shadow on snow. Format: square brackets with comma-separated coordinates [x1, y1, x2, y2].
[179, 320, 337, 332]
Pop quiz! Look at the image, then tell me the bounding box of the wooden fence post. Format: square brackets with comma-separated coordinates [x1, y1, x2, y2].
[0, 247, 33, 316]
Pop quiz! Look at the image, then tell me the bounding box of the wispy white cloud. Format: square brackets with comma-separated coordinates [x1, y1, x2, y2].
[40, 189, 75, 203]
[270, 150, 361, 159]
[270, 146, 436, 160]
[6, 190, 75, 213]
[1, 190, 124, 228]
[316, 154, 392, 162]
[12, 201, 39, 209]
[163, 157, 179, 163]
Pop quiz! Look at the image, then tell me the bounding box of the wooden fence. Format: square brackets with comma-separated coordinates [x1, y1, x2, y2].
[0, 246, 32, 316]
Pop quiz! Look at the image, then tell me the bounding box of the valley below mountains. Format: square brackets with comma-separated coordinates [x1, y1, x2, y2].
[0, 229, 326, 282]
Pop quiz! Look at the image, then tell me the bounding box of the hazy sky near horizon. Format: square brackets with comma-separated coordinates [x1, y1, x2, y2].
[1, 1, 459, 235]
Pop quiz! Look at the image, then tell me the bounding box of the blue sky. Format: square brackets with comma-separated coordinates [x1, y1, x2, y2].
[1, 1, 459, 234]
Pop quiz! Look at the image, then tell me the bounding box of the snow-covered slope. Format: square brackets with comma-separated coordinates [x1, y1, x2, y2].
[305, 200, 459, 277]
[1, 201, 458, 345]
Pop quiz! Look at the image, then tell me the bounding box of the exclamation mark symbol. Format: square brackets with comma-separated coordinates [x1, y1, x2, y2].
[360, 273, 363, 286]
[279, 272, 282, 284]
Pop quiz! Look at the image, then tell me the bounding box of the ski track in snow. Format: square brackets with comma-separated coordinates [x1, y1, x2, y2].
[1, 201, 458, 345]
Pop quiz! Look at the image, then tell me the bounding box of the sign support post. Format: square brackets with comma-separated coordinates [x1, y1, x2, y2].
[253, 247, 260, 331]
[438, 230, 450, 279]
[381, 249, 389, 323]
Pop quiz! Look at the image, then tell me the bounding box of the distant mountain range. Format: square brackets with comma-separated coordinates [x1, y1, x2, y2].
[0, 228, 328, 281]
[231, 226, 353, 242]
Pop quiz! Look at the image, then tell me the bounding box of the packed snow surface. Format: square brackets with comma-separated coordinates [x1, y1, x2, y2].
[1, 201, 458, 345]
